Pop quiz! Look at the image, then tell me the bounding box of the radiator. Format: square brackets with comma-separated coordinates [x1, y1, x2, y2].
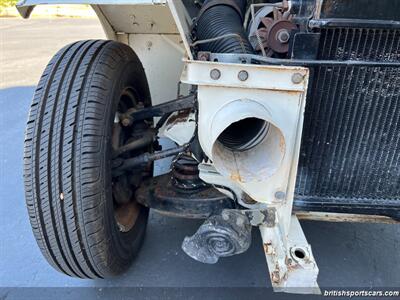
[294, 27, 400, 219]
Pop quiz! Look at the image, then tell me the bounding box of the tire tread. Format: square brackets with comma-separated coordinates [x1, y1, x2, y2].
[23, 40, 146, 278]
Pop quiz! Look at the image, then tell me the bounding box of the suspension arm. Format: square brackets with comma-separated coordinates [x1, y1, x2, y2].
[120, 94, 196, 124]
[112, 145, 188, 176]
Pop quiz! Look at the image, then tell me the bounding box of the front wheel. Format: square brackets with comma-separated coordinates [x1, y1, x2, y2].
[24, 40, 153, 278]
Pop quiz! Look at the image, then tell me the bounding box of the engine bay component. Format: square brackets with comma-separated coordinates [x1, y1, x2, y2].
[135, 154, 235, 219]
[171, 154, 207, 190]
[248, 4, 297, 55]
[120, 94, 195, 123]
[182, 60, 308, 203]
[160, 110, 196, 146]
[193, 0, 254, 54]
[182, 210, 252, 263]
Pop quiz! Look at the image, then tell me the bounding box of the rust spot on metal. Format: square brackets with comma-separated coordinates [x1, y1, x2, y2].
[283, 271, 289, 281]
[166, 109, 191, 126]
[242, 193, 257, 204]
[114, 201, 140, 232]
[279, 135, 286, 154]
[275, 89, 303, 95]
[230, 172, 242, 182]
[295, 212, 399, 224]
[263, 242, 273, 254]
[271, 270, 281, 284]
[286, 256, 301, 270]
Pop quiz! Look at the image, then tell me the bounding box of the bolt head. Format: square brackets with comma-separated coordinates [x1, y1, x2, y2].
[238, 70, 249, 81]
[121, 118, 131, 127]
[277, 29, 290, 43]
[210, 68, 221, 80]
[291, 73, 304, 84]
[198, 52, 210, 61]
[275, 191, 286, 200]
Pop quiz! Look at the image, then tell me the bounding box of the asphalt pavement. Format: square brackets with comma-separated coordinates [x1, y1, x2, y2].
[0, 17, 399, 300]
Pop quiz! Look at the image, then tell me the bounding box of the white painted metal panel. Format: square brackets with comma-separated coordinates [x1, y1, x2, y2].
[129, 34, 185, 105]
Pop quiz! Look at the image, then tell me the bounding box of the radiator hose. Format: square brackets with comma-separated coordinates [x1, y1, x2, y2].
[194, 0, 254, 54]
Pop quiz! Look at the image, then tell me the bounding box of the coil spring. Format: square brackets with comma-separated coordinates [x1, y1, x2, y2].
[171, 154, 207, 190]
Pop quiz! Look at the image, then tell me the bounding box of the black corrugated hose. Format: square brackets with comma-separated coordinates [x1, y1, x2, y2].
[193, 0, 254, 54]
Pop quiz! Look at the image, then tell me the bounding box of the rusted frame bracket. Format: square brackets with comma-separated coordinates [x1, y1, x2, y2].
[260, 214, 320, 294]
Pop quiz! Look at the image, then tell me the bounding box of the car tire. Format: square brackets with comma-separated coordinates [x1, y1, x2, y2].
[23, 40, 152, 278]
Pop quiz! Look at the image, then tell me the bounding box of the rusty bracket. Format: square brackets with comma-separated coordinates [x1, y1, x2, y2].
[260, 214, 320, 294]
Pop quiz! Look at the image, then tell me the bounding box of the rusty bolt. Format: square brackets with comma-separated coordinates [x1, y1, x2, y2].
[210, 68, 221, 80]
[277, 29, 290, 43]
[271, 271, 281, 284]
[275, 191, 286, 200]
[291, 73, 304, 84]
[121, 117, 132, 127]
[198, 52, 210, 61]
[238, 70, 249, 81]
